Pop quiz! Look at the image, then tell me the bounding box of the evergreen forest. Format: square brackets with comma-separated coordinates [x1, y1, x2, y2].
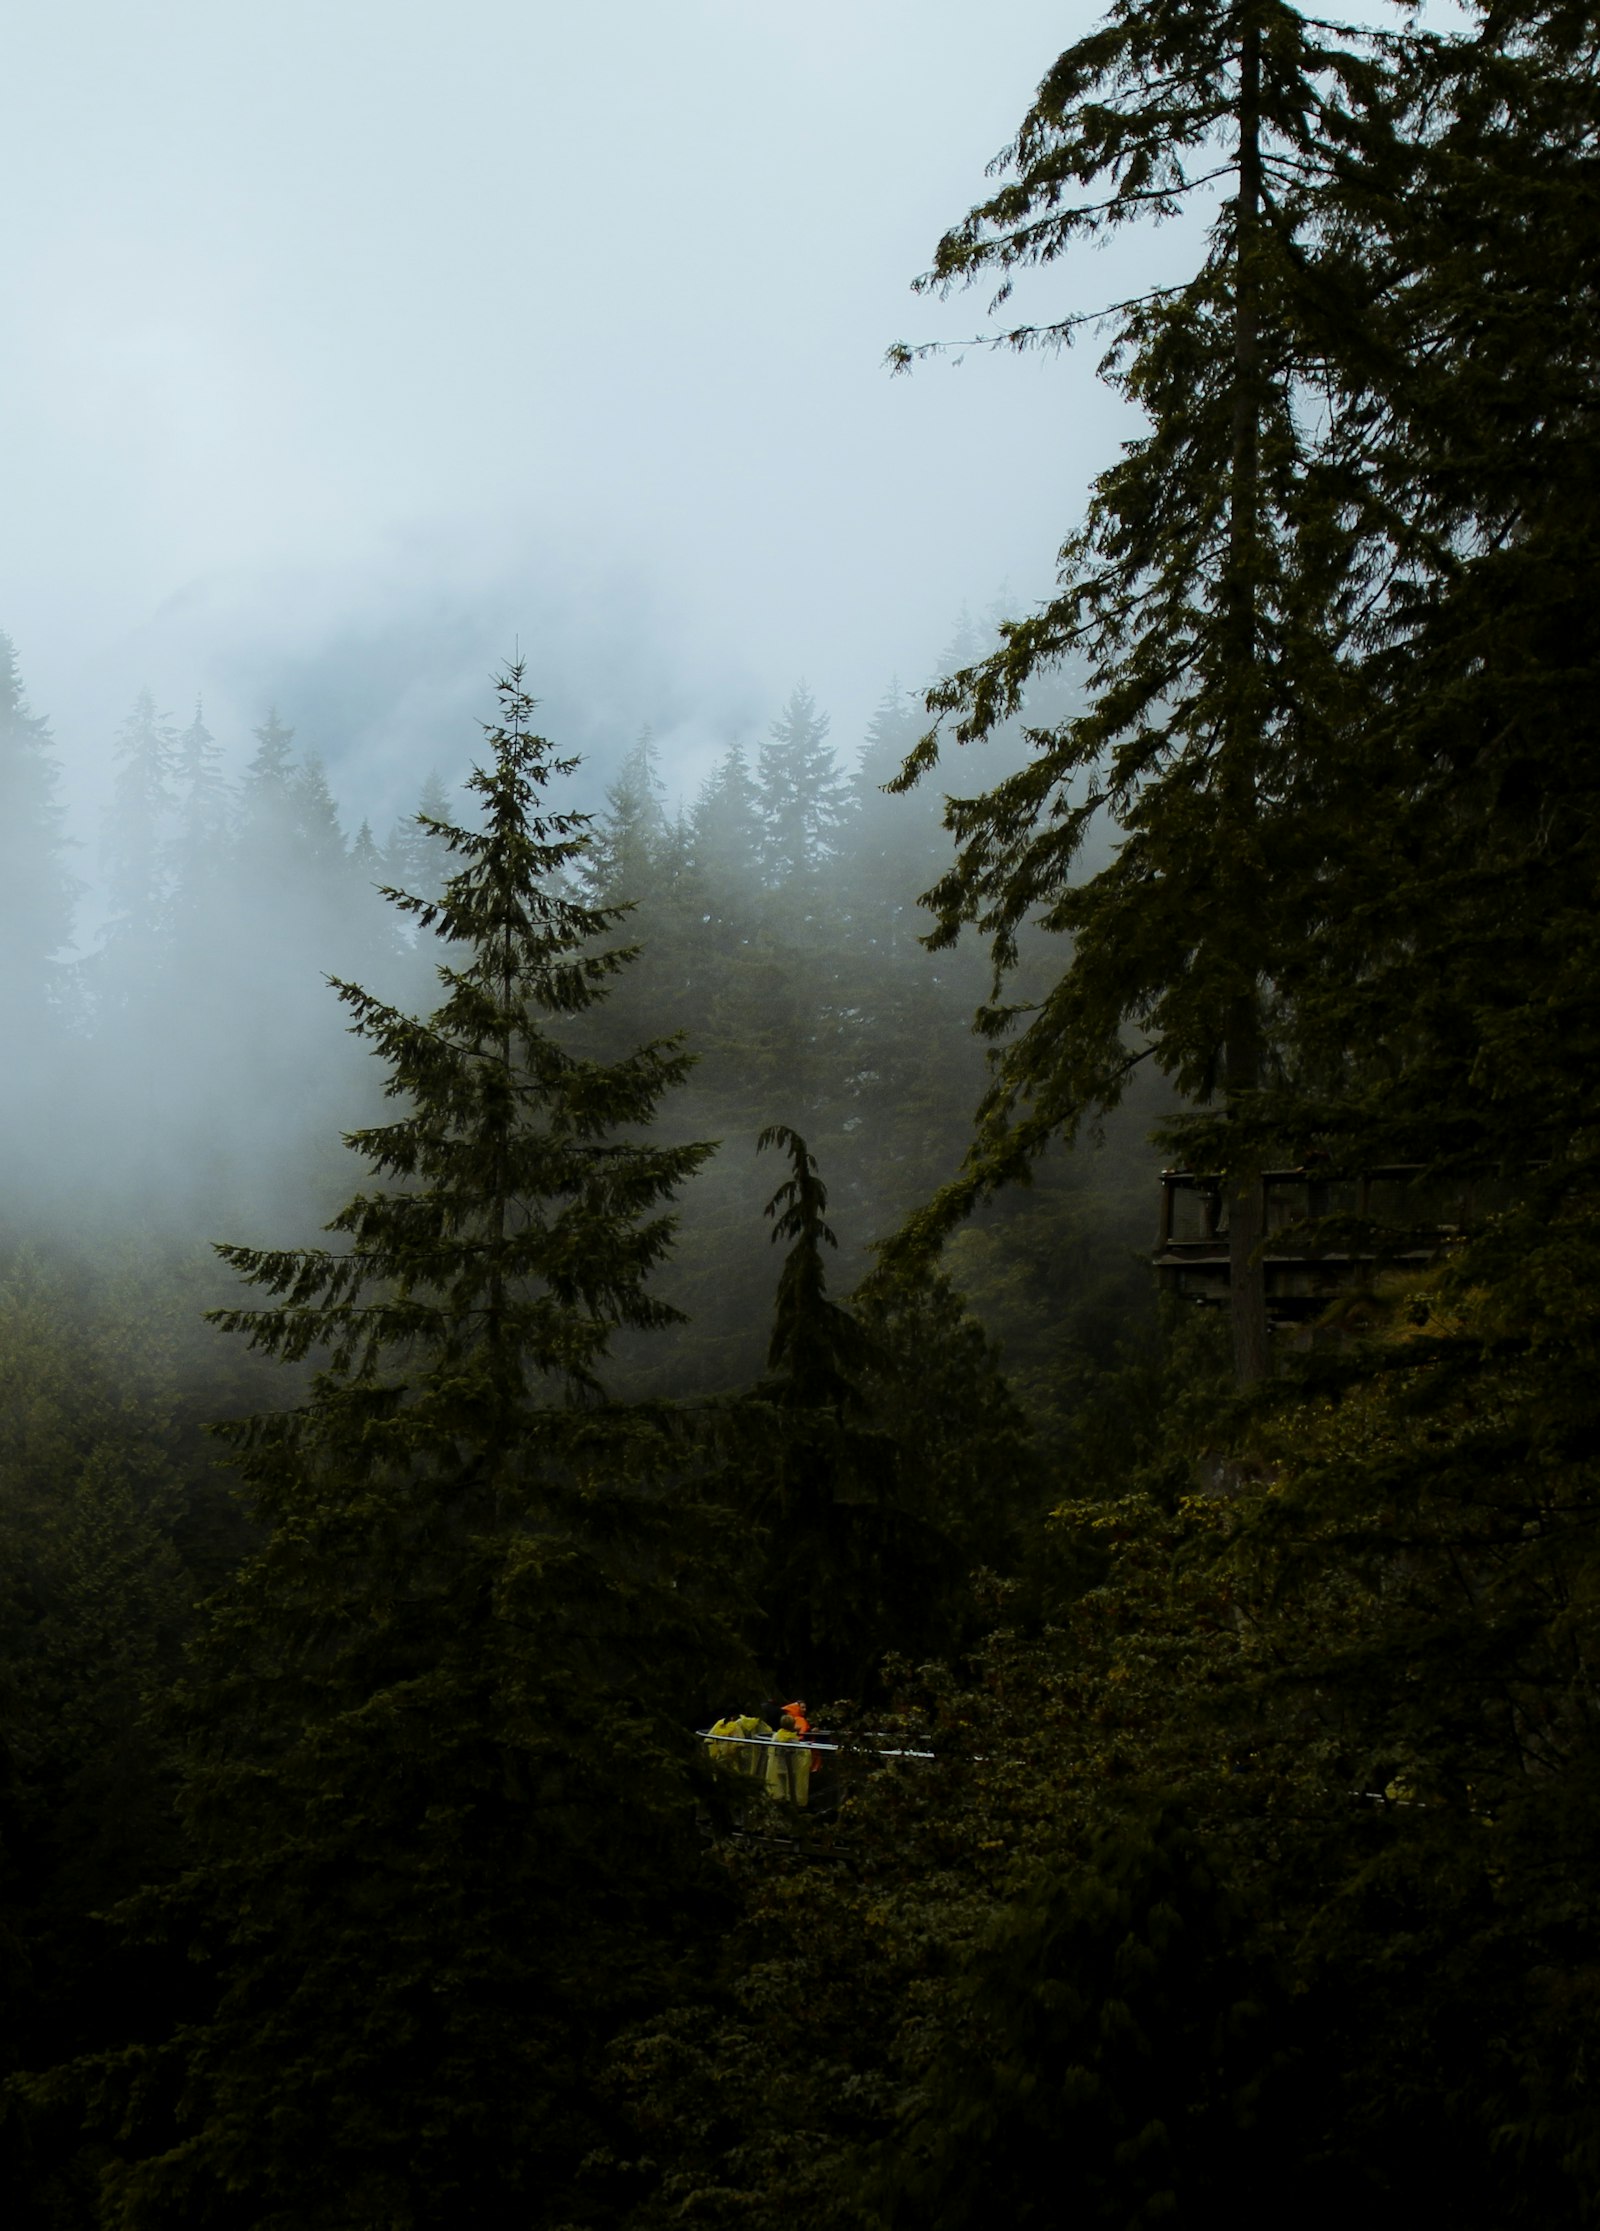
[3, 4, 1599, 2224]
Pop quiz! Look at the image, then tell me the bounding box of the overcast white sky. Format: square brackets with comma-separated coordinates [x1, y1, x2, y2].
[3, 1, 1158, 838]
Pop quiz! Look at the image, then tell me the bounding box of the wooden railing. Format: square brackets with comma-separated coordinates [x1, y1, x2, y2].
[1153, 1165, 1492, 1320]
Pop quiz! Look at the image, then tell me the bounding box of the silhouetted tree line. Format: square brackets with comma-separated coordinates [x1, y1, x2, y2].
[3, 1, 1600, 2224]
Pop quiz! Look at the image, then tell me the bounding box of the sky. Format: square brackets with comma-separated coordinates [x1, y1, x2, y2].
[0, 0, 1158, 843]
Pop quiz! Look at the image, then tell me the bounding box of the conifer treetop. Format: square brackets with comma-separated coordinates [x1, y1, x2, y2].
[758, 1123, 874, 1412]
[0, 632, 77, 1018]
[890, 0, 1413, 367]
[212, 664, 714, 1429]
[757, 681, 848, 884]
[877, 0, 1419, 1282]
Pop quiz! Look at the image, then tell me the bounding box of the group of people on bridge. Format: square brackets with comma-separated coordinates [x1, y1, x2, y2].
[705, 1700, 820, 1807]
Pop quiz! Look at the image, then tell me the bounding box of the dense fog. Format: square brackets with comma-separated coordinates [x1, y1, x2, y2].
[0, 0, 1150, 1361]
[0, 608, 1151, 1409]
[1, 0, 1127, 839]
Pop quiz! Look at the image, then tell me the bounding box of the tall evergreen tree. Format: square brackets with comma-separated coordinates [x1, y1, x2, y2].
[689, 739, 762, 893]
[349, 817, 381, 874]
[220, 706, 380, 1213]
[730, 1128, 958, 1701]
[234, 708, 354, 906]
[289, 751, 348, 881]
[0, 634, 76, 1053]
[96, 691, 176, 1011]
[584, 727, 669, 908]
[338, 818, 406, 993]
[886, 1, 1412, 1381]
[384, 770, 456, 907]
[1261, 1, 1600, 1190]
[385, 773, 460, 1019]
[86, 667, 733, 2226]
[849, 680, 945, 941]
[756, 682, 847, 889]
[167, 700, 230, 933]
[236, 705, 296, 840]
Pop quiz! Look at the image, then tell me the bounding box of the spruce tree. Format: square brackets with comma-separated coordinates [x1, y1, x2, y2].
[236, 706, 296, 848]
[385, 773, 460, 1016]
[290, 751, 348, 882]
[584, 727, 670, 908]
[569, 728, 685, 1070]
[168, 700, 230, 931]
[690, 739, 762, 892]
[96, 690, 176, 1014]
[384, 770, 456, 906]
[731, 1128, 958, 1701]
[756, 682, 847, 890]
[1262, 1, 1600, 1187]
[91, 667, 735, 2227]
[0, 634, 76, 1050]
[850, 680, 942, 944]
[886, 0, 1413, 1381]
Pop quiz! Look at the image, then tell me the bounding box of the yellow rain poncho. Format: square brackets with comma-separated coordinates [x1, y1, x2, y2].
[706, 1714, 770, 1778]
[764, 1726, 811, 1807]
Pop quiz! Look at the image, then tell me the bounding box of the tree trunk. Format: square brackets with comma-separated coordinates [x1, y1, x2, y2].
[1226, 1171, 1270, 1387]
[1226, 11, 1270, 1389]
[1224, 1000, 1271, 1386]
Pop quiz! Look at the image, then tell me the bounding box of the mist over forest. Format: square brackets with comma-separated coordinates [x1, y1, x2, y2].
[0, 609, 1144, 1400]
[5, 3, 1600, 2229]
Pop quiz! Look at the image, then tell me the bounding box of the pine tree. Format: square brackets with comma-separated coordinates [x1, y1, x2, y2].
[168, 700, 230, 931]
[384, 770, 456, 906]
[849, 680, 945, 945]
[730, 1128, 959, 1701]
[290, 751, 348, 880]
[683, 737, 805, 1128]
[584, 727, 669, 908]
[1261, 2, 1600, 1187]
[217, 706, 382, 1216]
[886, 1, 1413, 1382]
[756, 682, 848, 890]
[86, 667, 734, 2225]
[231, 705, 305, 952]
[339, 819, 406, 991]
[96, 691, 177, 1013]
[690, 739, 762, 892]
[350, 817, 381, 873]
[0, 1238, 234, 2217]
[237, 705, 296, 834]
[0, 633, 77, 1061]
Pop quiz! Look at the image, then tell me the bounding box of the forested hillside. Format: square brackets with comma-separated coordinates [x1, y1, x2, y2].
[4, 2, 1599, 2226]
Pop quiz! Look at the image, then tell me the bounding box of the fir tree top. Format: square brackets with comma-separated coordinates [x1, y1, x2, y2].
[213, 665, 714, 1449]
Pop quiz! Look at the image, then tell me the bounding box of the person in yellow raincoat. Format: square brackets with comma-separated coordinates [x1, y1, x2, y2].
[781, 1699, 821, 1801]
[765, 1707, 811, 1806]
[706, 1708, 770, 1779]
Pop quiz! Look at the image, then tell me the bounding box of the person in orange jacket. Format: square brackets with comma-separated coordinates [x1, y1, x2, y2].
[782, 1699, 824, 1798]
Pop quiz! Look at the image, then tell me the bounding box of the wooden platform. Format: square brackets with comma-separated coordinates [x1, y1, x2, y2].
[1153, 1166, 1482, 1321]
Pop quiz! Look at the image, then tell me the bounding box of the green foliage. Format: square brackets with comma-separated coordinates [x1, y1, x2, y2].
[13, 11, 1600, 2224]
[0, 1240, 247, 2225]
[63, 669, 742, 2228]
[1249, 7, 1600, 1210]
[584, 730, 671, 911]
[755, 683, 846, 889]
[714, 1129, 962, 1700]
[881, 0, 1426, 1389]
[1224, 1232, 1600, 2220]
[872, 1814, 1293, 2231]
